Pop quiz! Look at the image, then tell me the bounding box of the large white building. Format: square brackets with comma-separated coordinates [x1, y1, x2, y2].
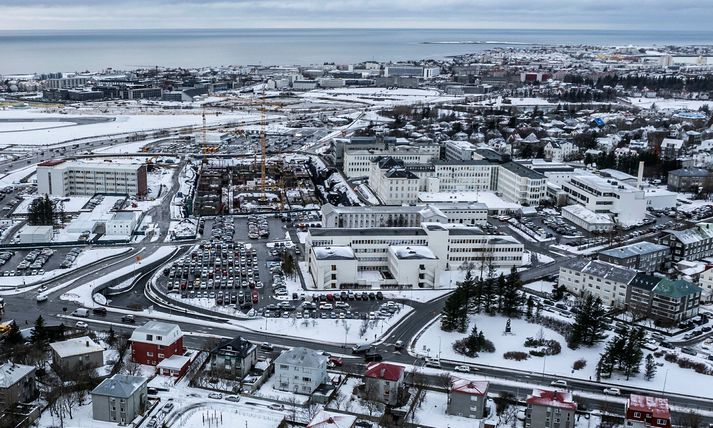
[560, 175, 646, 227]
[37, 160, 148, 197]
[343, 145, 438, 178]
[561, 204, 615, 233]
[558, 259, 637, 307]
[321, 203, 488, 228]
[496, 162, 547, 206]
[305, 223, 524, 289]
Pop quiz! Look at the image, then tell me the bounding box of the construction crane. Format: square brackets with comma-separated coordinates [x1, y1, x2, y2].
[201, 105, 208, 164]
[259, 87, 268, 198]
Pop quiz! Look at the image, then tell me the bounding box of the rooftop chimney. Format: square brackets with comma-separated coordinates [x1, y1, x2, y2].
[637, 161, 644, 189]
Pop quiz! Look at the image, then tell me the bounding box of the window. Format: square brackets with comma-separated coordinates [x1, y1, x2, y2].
[156, 336, 162, 341]
[634, 412, 641, 418]
[146, 334, 153, 341]
[147, 352, 154, 357]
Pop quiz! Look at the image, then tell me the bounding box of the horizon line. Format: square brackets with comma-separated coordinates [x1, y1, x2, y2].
[0, 27, 711, 33]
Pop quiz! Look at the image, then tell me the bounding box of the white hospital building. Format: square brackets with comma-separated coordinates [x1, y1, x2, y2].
[37, 160, 148, 198]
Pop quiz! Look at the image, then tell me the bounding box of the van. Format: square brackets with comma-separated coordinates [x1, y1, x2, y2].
[71, 308, 89, 318]
[352, 343, 372, 354]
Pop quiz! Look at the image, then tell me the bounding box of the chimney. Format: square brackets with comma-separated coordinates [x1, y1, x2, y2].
[637, 161, 644, 189]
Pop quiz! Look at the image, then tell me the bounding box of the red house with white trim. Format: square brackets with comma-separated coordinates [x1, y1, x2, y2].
[625, 394, 671, 428]
[363, 362, 405, 406]
[129, 321, 184, 366]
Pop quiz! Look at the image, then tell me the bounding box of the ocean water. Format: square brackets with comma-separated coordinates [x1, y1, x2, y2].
[1, 28, 713, 74]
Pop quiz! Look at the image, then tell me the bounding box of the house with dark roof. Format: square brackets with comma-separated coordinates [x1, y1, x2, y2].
[599, 241, 669, 273]
[447, 378, 489, 419]
[91, 374, 148, 424]
[667, 167, 711, 192]
[363, 362, 405, 406]
[659, 223, 713, 262]
[207, 336, 257, 379]
[627, 274, 702, 324]
[526, 388, 577, 428]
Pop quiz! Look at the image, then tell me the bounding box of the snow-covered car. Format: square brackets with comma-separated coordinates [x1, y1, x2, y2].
[75, 321, 88, 329]
[38, 285, 47, 292]
[225, 395, 240, 402]
[603, 387, 621, 396]
[550, 379, 567, 388]
[453, 365, 471, 373]
[208, 393, 223, 400]
[36, 295, 48, 303]
[267, 404, 284, 411]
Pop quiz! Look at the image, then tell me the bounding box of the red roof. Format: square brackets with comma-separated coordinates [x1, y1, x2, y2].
[38, 159, 66, 167]
[364, 362, 404, 382]
[451, 378, 489, 396]
[628, 394, 670, 419]
[526, 388, 577, 410]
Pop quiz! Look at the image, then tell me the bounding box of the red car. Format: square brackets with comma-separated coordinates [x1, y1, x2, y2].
[328, 356, 343, 367]
[251, 290, 259, 304]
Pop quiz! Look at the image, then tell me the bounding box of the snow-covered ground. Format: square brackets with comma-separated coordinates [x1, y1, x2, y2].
[414, 313, 713, 398]
[627, 97, 712, 111]
[412, 390, 485, 428]
[299, 88, 462, 107]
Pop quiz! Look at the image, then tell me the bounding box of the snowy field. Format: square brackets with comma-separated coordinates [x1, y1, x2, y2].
[299, 88, 463, 107]
[414, 313, 713, 398]
[0, 121, 73, 132]
[627, 97, 712, 111]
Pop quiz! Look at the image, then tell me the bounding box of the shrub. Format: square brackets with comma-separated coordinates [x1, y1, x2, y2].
[664, 353, 678, 363]
[503, 351, 530, 361]
[573, 359, 587, 370]
[524, 337, 561, 356]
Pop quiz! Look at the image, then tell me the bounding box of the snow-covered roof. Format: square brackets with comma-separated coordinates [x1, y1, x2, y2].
[307, 410, 357, 428]
[92, 374, 147, 399]
[275, 347, 327, 369]
[313, 246, 356, 260]
[364, 362, 404, 381]
[156, 354, 191, 371]
[389, 245, 437, 260]
[130, 321, 182, 347]
[0, 363, 34, 388]
[527, 388, 577, 410]
[664, 223, 713, 245]
[561, 204, 614, 226]
[50, 336, 103, 358]
[451, 378, 489, 396]
[599, 241, 669, 259]
[627, 394, 670, 419]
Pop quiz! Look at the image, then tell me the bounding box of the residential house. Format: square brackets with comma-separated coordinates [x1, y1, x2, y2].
[625, 394, 671, 428]
[659, 223, 713, 262]
[207, 336, 257, 379]
[0, 363, 36, 412]
[447, 378, 489, 419]
[50, 336, 104, 372]
[698, 267, 713, 302]
[526, 388, 577, 428]
[91, 374, 148, 425]
[627, 274, 702, 324]
[544, 141, 578, 162]
[130, 321, 184, 366]
[598, 242, 669, 273]
[363, 362, 405, 406]
[274, 347, 328, 395]
[558, 259, 637, 307]
[667, 168, 712, 192]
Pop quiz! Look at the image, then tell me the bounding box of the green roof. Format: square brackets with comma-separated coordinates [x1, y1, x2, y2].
[653, 278, 702, 299]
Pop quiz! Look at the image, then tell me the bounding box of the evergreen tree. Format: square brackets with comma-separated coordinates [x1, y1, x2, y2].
[644, 354, 657, 381]
[441, 284, 469, 332]
[622, 328, 645, 380]
[5, 321, 23, 345]
[30, 315, 46, 344]
[525, 296, 534, 319]
[481, 278, 496, 315]
[107, 326, 117, 346]
[496, 273, 506, 313]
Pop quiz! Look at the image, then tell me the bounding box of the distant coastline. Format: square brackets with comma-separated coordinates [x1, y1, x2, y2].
[422, 40, 534, 45]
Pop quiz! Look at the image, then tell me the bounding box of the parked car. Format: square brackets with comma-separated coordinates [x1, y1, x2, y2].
[75, 321, 89, 329]
[208, 393, 223, 399]
[267, 403, 284, 411]
[550, 379, 567, 388]
[121, 314, 135, 323]
[453, 365, 471, 373]
[225, 395, 241, 402]
[261, 342, 274, 351]
[603, 387, 621, 396]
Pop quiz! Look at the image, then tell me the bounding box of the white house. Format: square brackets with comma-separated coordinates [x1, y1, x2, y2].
[559, 259, 637, 307]
[274, 347, 328, 395]
[699, 268, 713, 302]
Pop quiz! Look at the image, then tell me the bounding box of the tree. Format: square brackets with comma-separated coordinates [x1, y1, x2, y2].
[568, 295, 607, 348]
[644, 354, 657, 380]
[500, 267, 523, 317]
[281, 251, 296, 279]
[525, 296, 534, 319]
[28, 194, 60, 226]
[31, 315, 47, 344]
[441, 285, 468, 333]
[481, 277, 496, 315]
[5, 321, 24, 345]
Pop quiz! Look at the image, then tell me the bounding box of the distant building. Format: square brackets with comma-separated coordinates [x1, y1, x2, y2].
[91, 374, 148, 424]
[274, 347, 328, 395]
[207, 336, 257, 379]
[105, 211, 138, 236]
[37, 160, 147, 198]
[363, 362, 405, 406]
[526, 388, 577, 428]
[496, 161, 547, 206]
[561, 175, 646, 227]
[625, 394, 671, 428]
[667, 168, 712, 192]
[50, 336, 104, 372]
[0, 363, 36, 412]
[130, 321, 184, 366]
[17, 225, 53, 244]
[45, 76, 89, 89]
[627, 274, 702, 324]
[598, 241, 669, 273]
[447, 378, 489, 419]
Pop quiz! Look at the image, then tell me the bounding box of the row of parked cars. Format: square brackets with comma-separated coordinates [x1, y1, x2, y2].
[59, 247, 83, 269]
[248, 215, 269, 240]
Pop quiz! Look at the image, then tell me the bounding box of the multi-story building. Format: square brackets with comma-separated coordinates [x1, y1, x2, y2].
[598, 242, 669, 273]
[306, 223, 523, 289]
[526, 388, 577, 428]
[445, 140, 478, 161]
[561, 204, 614, 233]
[50, 336, 104, 372]
[627, 275, 702, 324]
[45, 76, 89, 89]
[497, 162, 547, 206]
[207, 336, 257, 380]
[37, 159, 148, 197]
[369, 165, 421, 205]
[329, 136, 397, 167]
[343, 145, 438, 178]
[363, 362, 405, 406]
[561, 175, 646, 227]
[659, 223, 713, 262]
[667, 168, 712, 192]
[130, 321, 184, 366]
[321, 203, 488, 229]
[698, 267, 713, 302]
[447, 379, 489, 419]
[274, 347, 328, 395]
[0, 363, 36, 412]
[625, 394, 671, 428]
[558, 259, 637, 307]
[91, 374, 148, 424]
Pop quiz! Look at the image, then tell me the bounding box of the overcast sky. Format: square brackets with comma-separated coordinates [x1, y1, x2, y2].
[0, 0, 709, 31]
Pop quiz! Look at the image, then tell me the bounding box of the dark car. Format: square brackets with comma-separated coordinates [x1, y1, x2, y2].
[92, 307, 107, 316]
[364, 352, 383, 363]
[376, 291, 384, 300]
[121, 315, 135, 323]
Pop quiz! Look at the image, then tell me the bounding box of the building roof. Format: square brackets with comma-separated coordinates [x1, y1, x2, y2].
[275, 347, 327, 369]
[500, 161, 546, 180]
[630, 273, 661, 291]
[526, 388, 577, 410]
[211, 336, 255, 358]
[664, 223, 713, 245]
[599, 241, 669, 259]
[562, 204, 614, 225]
[0, 363, 34, 389]
[156, 354, 191, 371]
[313, 246, 356, 260]
[669, 167, 711, 178]
[388, 245, 437, 260]
[309, 227, 426, 237]
[92, 374, 146, 399]
[653, 278, 702, 299]
[451, 378, 489, 396]
[364, 362, 404, 382]
[307, 410, 357, 428]
[130, 321, 182, 347]
[627, 394, 670, 420]
[49, 336, 103, 358]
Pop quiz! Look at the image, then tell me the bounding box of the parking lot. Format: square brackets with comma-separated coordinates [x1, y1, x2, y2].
[0, 246, 84, 278]
[155, 214, 397, 320]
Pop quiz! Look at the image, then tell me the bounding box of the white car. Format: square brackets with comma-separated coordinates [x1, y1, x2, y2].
[38, 285, 47, 292]
[208, 393, 223, 400]
[550, 379, 567, 388]
[603, 387, 621, 396]
[75, 321, 88, 329]
[268, 403, 284, 411]
[453, 365, 471, 373]
[224, 395, 241, 402]
[36, 295, 48, 303]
